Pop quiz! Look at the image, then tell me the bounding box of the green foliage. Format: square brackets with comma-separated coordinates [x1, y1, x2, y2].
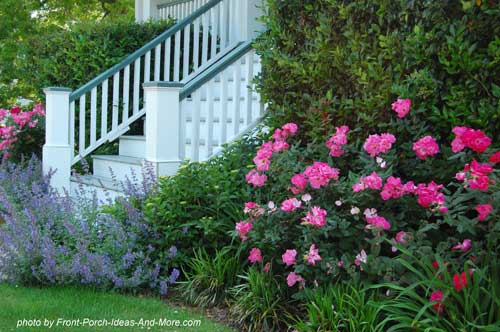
[179, 247, 240, 308]
[255, 0, 500, 143]
[372, 251, 500, 332]
[143, 133, 264, 270]
[0, 0, 136, 106]
[292, 283, 381, 332]
[2, 19, 173, 106]
[229, 268, 289, 332]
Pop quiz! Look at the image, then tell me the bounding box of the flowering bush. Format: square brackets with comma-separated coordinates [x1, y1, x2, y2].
[0, 158, 179, 294]
[234, 100, 499, 291]
[0, 104, 45, 161]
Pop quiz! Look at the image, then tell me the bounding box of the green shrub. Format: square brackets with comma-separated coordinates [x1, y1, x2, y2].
[255, 0, 500, 142]
[229, 267, 289, 332]
[292, 283, 381, 332]
[178, 247, 240, 308]
[143, 133, 264, 270]
[5, 18, 173, 105]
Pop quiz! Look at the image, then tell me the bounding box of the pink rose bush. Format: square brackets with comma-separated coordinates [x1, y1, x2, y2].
[0, 104, 45, 160]
[234, 99, 499, 290]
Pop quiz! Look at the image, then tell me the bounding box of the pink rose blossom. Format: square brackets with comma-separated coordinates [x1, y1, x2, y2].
[286, 272, 304, 287]
[489, 151, 500, 163]
[253, 156, 271, 171]
[305, 244, 322, 265]
[353, 172, 383, 192]
[395, 231, 409, 244]
[281, 198, 302, 212]
[272, 140, 289, 152]
[326, 125, 350, 157]
[303, 162, 339, 189]
[282, 249, 297, 266]
[391, 99, 412, 118]
[282, 123, 298, 136]
[363, 133, 396, 157]
[290, 173, 308, 194]
[248, 248, 263, 263]
[475, 203, 493, 221]
[380, 176, 405, 200]
[452, 239, 472, 252]
[451, 126, 491, 153]
[263, 262, 271, 273]
[337, 261, 344, 267]
[413, 136, 440, 160]
[256, 142, 273, 159]
[303, 206, 327, 227]
[365, 215, 391, 230]
[415, 181, 446, 210]
[235, 221, 253, 241]
[245, 169, 267, 187]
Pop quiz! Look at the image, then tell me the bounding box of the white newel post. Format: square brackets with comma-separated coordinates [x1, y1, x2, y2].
[143, 82, 184, 176]
[236, 0, 265, 41]
[135, 0, 162, 22]
[42, 87, 72, 193]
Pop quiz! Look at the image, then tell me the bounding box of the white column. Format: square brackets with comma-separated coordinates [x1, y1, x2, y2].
[236, 0, 265, 41]
[135, 0, 144, 22]
[143, 82, 184, 176]
[139, 0, 162, 22]
[42, 87, 73, 193]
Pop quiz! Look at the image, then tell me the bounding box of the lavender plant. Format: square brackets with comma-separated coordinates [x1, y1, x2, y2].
[0, 157, 179, 294]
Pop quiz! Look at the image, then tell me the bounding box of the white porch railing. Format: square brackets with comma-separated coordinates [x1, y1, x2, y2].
[43, 0, 264, 192]
[67, 0, 241, 166]
[158, 0, 210, 21]
[142, 41, 263, 168]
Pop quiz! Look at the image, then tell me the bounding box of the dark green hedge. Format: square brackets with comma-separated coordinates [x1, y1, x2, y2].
[8, 19, 173, 104]
[255, 0, 500, 141]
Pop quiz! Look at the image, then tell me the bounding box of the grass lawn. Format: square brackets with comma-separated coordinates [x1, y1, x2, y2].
[0, 284, 235, 332]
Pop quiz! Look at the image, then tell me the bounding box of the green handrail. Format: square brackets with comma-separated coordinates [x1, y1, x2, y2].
[70, 0, 223, 102]
[180, 41, 253, 100]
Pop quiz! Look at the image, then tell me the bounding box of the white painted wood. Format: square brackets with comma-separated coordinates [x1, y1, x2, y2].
[133, 59, 141, 114]
[79, 94, 86, 153]
[144, 51, 151, 82]
[191, 89, 201, 161]
[123, 65, 130, 122]
[174, 31, 181, 80]
[93, 155, 144, 181]
[143, 83, 183, 176]
[232, 62, 241, 136]
[154, 44, 161, 81]
[245, 51, 254, 125]
[220, 69, 228, 143]
[183, 24, 191, 79]
[220, 0, 227, 48]
[112, 72, 120, 130]
[101, 80, 108, 137]
[164, 38, 172, 81]
[202, 12, 209, 65]
[193, 17, 200, 70]
[43, 87, 72, 193]
[206, 79, 215, 156]
[70, 101, 75, 154]
[211, 5, 219, 59]
[119, 135, 145, 158]
[91, 87, 97, 144]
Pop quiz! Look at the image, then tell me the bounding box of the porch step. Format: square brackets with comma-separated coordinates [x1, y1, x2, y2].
[92, 155, 144, 181]
[119, 135, 146, 158]
[70, 174, 123, 202]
